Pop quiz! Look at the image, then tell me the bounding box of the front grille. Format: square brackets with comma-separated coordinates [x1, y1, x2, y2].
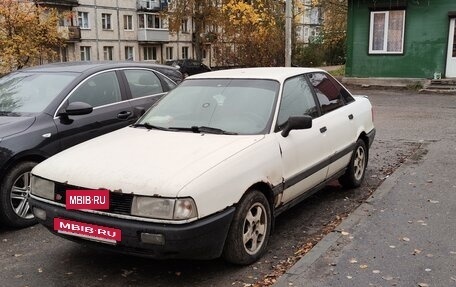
[54, 183, 133, 215]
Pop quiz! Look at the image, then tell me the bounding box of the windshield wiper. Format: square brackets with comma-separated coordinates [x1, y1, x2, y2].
[169, 126, 238, 135]
[132, 122, 170, 131]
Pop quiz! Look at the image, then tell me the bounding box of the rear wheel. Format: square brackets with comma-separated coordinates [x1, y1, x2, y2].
[0, 161, 38, 228]
[223, 190, 271, 265]
[339, 139, 367, 188]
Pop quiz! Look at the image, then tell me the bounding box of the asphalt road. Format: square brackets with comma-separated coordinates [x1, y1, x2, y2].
[1, 88, 450, 287]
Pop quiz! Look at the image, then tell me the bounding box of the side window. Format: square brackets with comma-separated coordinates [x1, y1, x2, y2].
[69, 71, 121, 107]
[308, 72, 344, 114]
[124, 70, 164, 98]
[330, 77, 355, 104]
[277, 75, 318, 129]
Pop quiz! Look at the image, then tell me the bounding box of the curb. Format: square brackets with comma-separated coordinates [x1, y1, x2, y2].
[274, 144, 423, 286]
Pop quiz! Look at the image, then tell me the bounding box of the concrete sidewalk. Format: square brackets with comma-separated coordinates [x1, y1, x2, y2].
[274, 139, 456, 284]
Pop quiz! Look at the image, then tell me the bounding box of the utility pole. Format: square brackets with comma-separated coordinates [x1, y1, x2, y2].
[285, 0, 292, 67]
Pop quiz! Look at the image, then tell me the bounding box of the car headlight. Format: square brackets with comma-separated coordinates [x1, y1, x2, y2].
[131, 196, 198, 220]
[31, 175, 55, 201]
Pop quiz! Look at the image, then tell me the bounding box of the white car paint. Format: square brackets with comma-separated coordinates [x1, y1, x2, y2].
[31, 67, 374, 222]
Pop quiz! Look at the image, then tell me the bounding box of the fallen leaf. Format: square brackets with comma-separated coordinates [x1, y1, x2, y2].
[346, 276, 352, 279]
[418, 283, 429, 287]
[349, 258, 358, 264]
[389, 245, 396, 249]
[341, 231, 350, 236]
[426, 254, 434, 258]
[402, 237, 410, 242]
[13, 254, 22, 257]
[426, 180, 433, 183]
[450, 251, 456, 255]
[2, 239, 7, 242]
[428, 200, 439, 204]
[372, 270, 380, 274]
[417, 220, 425, 223]
[412, 249, 422, 255]
[121, 269, 134, 277]
[38, 268, 43, 273]
[66, 272, 73, 275]
[360, 265, 368, 269]
[14, 275, 23, 278]
[425, 268, 431, 272]
[382, 276, 393, 281]
[175, 272, 181, 276]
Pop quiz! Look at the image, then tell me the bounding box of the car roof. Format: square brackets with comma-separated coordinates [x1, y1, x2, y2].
[18, 61, 179, 74]
[187, 67, 325, 82]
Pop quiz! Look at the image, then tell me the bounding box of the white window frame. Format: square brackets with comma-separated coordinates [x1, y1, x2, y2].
[103, 46, 114, 60]
[102, 13, 112, 30]
[181, 18, 188, 33]
[182, 46, 189, 59]
[80, 46, 91, 61]
[144, 46, 157, 61]
[369, 10, 406, 54]
[124, 15, 133, 31]
[78, 12, 89, 29]
[125, 46, 134, 60]
[165, 47, 173, 60]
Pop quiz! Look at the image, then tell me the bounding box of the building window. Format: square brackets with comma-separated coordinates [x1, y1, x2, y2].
[165, 47, 173, 60]
[124, 15, 133, 30]
[102, 13, 112, 30]
[125, 46, 134, 60]
[146, 0, 158, 9]
[144, 46, 157, 60]
[369, 10, 405, 54]
[138, 14, 165, 29]
[103, 46, 114, 60]
[181, 19, 188, 33]
[182, 47, 189, 59]
[80, 46, 91, 61]
[78, 12, 89, 29]
[202, 48, 207, 59]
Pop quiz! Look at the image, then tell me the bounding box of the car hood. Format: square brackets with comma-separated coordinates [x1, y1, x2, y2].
[0, 116, 36, 139]
[32, 127, 264, 197]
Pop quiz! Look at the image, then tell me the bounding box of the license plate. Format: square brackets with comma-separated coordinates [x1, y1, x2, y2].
[54, 218, 121, 245]
[66, 189, 110, 210]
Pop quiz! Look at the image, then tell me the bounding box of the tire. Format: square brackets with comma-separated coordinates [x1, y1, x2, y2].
[339, 139, 368, 188]
[0, 161, 38, 228]
[222, 190, 272, 265]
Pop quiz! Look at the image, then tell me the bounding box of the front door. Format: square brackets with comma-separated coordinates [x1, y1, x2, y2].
[446, 18, 456, 77]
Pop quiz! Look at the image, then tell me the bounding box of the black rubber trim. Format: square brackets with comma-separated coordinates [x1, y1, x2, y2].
[366, 128, 376, 148]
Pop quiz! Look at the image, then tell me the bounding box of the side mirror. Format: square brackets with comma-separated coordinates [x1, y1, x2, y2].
[59, 102, 93, 120]
[281, 115, 312, 137]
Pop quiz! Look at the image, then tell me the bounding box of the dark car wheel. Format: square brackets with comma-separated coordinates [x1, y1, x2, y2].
[0, 161, 38, 228]
[339, 139, 368, 188]
[223, 190, 271, 265]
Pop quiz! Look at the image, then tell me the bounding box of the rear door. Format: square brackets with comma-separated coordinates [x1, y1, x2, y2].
[275, 75, 332, 203]
[121, 68, 175, 115]
[54, 70, 135, 151]
[307, 72, 357, 179]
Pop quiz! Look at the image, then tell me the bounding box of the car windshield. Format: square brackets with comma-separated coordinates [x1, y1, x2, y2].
[138, 79, 279, 135]
[0, 72, 77, 115]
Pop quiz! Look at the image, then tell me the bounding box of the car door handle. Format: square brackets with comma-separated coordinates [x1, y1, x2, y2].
[320, 127, 327, 133]
[117, 111, 132, 120]
[348, 114, 354, 120]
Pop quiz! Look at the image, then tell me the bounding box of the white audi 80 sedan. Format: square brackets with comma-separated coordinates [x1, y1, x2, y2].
[29, 68, 375, 265]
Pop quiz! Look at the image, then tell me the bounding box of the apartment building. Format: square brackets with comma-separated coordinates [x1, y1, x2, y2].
[45, 0, 319, 66]
[295, 0, 322, 44]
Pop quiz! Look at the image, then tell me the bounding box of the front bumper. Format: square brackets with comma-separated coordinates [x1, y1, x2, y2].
[30, 198, 235, 260]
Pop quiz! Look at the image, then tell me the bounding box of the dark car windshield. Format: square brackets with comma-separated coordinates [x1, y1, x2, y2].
[138, 79, 279, 135]
[0, 72, 77, 115]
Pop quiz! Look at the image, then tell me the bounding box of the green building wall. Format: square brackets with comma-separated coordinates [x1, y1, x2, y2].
[346, 0, 454, 78]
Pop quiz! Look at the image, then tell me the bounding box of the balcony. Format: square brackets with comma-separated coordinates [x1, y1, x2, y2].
[36, 0, 79, 7]
[58, 26, 81, 42]
[138, 29, 169, 43]
[137, 0, 168, 12]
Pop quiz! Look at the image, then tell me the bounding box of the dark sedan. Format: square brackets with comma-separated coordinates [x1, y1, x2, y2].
[0, 61, 182, 228]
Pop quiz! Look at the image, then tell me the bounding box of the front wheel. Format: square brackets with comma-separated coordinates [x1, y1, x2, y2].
[339, 139, 368, 188]
[222, 190, 271, 265]
[0, 161, 38, 228]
